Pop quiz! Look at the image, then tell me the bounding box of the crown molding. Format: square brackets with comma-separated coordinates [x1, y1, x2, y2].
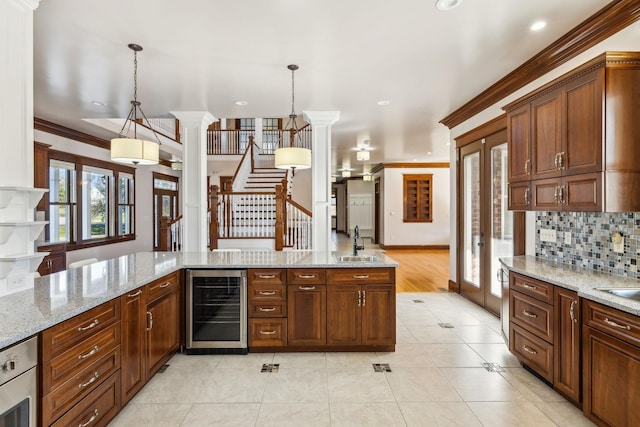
[34, 118, 111, 150]
[370, 162, 450, 174]
[440, 0, 640, 129]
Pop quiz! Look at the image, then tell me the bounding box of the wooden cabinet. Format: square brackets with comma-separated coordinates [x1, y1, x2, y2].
[40, 300, 121, 427]
[145, 272, 180, 378]
[248, 268, 287, 348]
[583, 300, 640, 427]
[508, 272, 581, 404]
[505, 52, 640, 212]
[38, 246, 66, 276]
[287, 283, 326, 346]
[327, 268, 395, 348]
[120, 287, 145, 405]
[554, 287, 581, 405]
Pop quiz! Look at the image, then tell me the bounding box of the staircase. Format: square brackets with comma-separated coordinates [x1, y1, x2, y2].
[243, 168, 288, 192]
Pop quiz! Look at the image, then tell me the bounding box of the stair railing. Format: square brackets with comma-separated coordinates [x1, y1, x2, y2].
[207, 129, 255, 155]
[231, 136, 255, 191]
[158, 215, 183, 251]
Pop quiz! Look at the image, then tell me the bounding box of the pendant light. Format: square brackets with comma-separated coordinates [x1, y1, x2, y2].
[111, 43, 160, 166]
[274, 64, 311, 176]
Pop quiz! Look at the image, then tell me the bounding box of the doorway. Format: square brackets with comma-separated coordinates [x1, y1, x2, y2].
[458, 129, 513, 315]
[153, 173, 179, 251]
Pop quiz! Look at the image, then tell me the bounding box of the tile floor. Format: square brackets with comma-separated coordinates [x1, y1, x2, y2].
[109, 292, 595, 426]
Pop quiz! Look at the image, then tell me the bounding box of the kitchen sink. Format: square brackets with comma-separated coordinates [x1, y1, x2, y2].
[596, 288, 640, 302]
[336, 255, 379, 263]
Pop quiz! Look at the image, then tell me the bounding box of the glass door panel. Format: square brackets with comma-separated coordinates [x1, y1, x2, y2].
[463, 152, 481, 288]
[490, 142, 513, 299]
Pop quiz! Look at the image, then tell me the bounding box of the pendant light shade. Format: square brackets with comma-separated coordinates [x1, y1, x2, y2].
[275, 147, 311, 170]
[111, 43, 160, 166]
[357, 150, 370, 161]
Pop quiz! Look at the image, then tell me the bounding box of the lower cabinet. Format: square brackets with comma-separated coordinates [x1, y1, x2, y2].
[553, 287, 581, 404]
[583, 300, 640, 427]
[146, 284, 179, 377]
[120, 287, 146, 405]
[287, 283, 326, 346]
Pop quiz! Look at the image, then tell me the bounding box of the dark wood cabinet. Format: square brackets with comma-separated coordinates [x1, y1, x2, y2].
[248, 268, 287, 348]
[553, 287, 581, 405]
[38, 246, 66, 276]
[145, 275, 179, 378]
[327, 284, 361, 346]
[360, 284, 396, 345]
[120, 287, 145, 405]
[34, 142, 51, 211]
[505, 52, 640, 212]
[508, 181, 530, 211]
[287, 283, 326, 346]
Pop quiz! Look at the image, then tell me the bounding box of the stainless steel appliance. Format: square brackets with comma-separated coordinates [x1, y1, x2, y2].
[0, 336, 37, 427]
[186, 269, 247, 354]
[498, 267, 510, 344]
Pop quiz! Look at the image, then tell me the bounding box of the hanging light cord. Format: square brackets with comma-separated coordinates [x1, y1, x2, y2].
[284, 64, 302, 147]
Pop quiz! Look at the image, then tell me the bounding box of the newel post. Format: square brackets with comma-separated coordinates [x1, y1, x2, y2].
[159, 216, 170, 251]
[209, 185, 219, 250]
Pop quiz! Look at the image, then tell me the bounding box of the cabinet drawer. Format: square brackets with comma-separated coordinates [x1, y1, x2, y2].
[327, 268, 395, 285]
[42, 300, 120, 361]
[511, 291, 554, 343]
[42, 346, 120, 426]
[249, 283, 286, 301]
[510, 273, 553, 305]
[146, 271, 179, 302]
[42, 323, 121, 394]
[50, 371, 120, 427]
[248, 302, 287, 318]
[583, 299, 640, 347]
[248, 269, 286, 286]
[288, 269, 326, 285]
[249, 318, 287, 347]
[510, 323, 554, 383]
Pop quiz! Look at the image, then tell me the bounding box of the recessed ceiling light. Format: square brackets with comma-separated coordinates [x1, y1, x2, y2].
[427, 151, 432, 155]
[435, 0, 463, 11]
[234, 100, 248, 106]
[91, 101, 104, 106]
[377, 100, 390, 106]
[530, 21, 547, 31]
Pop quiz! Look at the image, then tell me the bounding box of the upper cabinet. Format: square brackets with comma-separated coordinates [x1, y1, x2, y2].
[505, 52, 640, 212]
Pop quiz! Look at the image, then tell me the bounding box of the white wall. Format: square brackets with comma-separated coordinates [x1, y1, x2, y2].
[447, 20, 640, 283]
[346, 180, 374, 237]
[290, 168, 312, 211]
[35, 130, 181, 267]
[382, 167, 450, 246]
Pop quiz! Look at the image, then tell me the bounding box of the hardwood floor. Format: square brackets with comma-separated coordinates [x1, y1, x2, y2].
[331, 232, 450, 293]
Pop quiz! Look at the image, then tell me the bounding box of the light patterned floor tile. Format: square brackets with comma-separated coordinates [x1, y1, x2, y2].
[440, 367, 528, 402]
[328, 368, 395, 402]
[330, 402, 406, 426]
[263, 367, 328, 402]
[255, 403, 331, 427]
[399, 402, 482, 426]
[385, 367, 461, 402]
[534, 401, 597, 426]
[179, 403, 260, 426]
[109, 403, 191, 427]
[467, 401, 556, 426]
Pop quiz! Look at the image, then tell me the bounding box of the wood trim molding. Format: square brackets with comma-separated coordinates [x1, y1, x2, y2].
[455, 115, 507, 148]
[448, 279, 458, 293]
[34, 117, 111, 149]
[379, 244, 449, 250]
[439, 0, 640, 129]
[370, 162, 450, 174]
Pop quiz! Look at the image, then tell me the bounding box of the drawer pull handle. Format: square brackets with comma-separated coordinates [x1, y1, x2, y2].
[78, 346, 99, 360]
[357, 290, 362, 307]
[522, 345, 537, 355]
[159, 282, 171, 288]
[259, 330, 276, 335]
[78, 372, 100, 389]
[128, 290, 143, 298]
[569, 300, 577, 322]
[604, 318, 631, 331]
[521, 283, 537, 290]
[258, 291, 276, 296]
[522, 310, 537, 318]
[259, 274, 276, 279]
[147, 311, 153, 331]
[78, 409, 99, 427]
[299, 286, 316, 291]
[353, 275, 369, 279]
[259, 307, 276, 312]
[77, 319, 99, 332]
[298, 274, 316, 279]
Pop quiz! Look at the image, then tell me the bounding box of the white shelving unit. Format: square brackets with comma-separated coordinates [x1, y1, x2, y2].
[0, 187, 49, 295]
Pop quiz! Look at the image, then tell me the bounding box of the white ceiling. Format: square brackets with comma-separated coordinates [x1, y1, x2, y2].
[33, 0, 607, 175]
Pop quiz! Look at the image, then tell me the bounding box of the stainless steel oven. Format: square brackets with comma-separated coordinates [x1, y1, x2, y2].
[0, 336, 37, 427]
[186, 269, 247, 354]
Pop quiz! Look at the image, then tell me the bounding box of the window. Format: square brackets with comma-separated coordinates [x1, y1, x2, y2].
[403, 174, 433, 222]
[46, 150, 136, 249]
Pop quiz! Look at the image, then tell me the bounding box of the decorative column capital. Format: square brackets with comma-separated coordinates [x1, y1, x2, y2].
[170, 111, 217, 128]
[303, 110, 340, 126]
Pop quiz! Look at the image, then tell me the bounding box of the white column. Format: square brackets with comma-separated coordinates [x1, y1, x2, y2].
[170, 111, 216, 252]
[302, 110, 340, 253]
[1, 0, 40, 187]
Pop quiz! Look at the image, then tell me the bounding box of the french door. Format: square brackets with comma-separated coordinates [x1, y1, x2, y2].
[153, 173, 179, 251]
[458, 129, 513, 315]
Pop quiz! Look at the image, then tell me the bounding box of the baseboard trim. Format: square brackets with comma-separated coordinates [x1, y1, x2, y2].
[448, 279, 458, 293]
[379, 244, 449, 250]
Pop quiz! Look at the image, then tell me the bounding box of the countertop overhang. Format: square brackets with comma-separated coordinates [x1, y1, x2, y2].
[0, 250, 398, 349]
[500, 255, 640, 317]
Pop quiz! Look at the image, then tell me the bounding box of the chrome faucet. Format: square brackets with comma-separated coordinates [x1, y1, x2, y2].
[353, 225, 365, 256]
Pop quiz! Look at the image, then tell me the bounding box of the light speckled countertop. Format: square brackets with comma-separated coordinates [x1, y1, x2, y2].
[500, 255, 640, 317]
[0, 250, 397, 349]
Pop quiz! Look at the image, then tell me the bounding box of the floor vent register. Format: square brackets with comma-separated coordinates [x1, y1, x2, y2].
[261, 363, 280, 373]
[372, 363, 392, 372]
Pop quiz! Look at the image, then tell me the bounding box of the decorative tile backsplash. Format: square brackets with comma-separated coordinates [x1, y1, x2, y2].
[536, 212, 640, 279]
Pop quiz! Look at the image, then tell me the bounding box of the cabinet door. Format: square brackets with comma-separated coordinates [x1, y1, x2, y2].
[583, 327, 640, 427]
[531, 90, 563, 180]
[563, 172, 601, 212]
[531, 178, 561, 211]
[507, 104, 531, 183]
[361, 285, 395, 346]
[146, 289, 179, 377]
[120, 288, 146, 405]
[327, 284, 361, 346]
[564, 70, 603, 176]
[287, 284, 326, 346]
[553, 288, 580, 405]
[507, 181, 530, 211]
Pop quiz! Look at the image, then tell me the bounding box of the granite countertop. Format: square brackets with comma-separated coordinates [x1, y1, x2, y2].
[0, 250, 397, 349]
[500, 255, 640, 317]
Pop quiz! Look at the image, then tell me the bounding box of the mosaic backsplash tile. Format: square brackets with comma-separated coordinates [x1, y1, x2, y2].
[536, 212, 640, 279]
